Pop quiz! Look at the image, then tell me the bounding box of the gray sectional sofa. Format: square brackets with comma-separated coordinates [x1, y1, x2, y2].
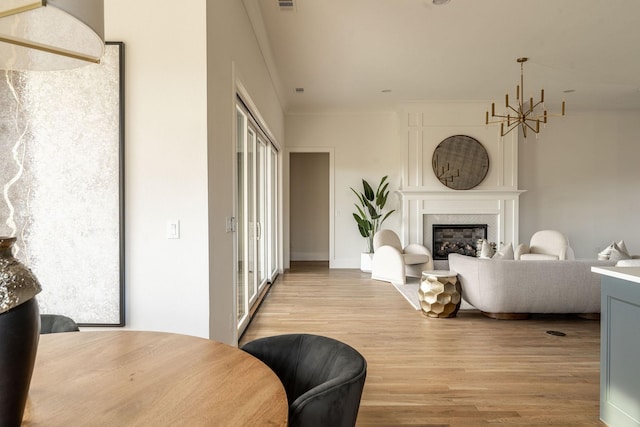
[448, 253, 616, 319]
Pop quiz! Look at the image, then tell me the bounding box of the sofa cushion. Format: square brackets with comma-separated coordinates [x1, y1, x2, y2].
[519, 253, 559, 261]
[402, 253, 428, 265]
[615, 259, 640, 267]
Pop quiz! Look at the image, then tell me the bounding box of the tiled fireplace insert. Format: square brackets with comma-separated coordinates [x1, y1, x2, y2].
[432, 224, 488, 260]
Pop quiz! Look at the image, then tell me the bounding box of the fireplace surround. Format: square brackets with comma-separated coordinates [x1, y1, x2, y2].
[397, 189, 524, 268]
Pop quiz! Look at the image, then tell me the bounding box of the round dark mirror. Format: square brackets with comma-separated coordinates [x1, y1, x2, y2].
[432, 135, 489, 190]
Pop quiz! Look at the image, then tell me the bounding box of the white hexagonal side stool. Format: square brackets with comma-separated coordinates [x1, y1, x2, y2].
[418, 270, 461, 318]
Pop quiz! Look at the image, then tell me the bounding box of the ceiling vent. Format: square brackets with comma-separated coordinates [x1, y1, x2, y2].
[277, 0, 295, 10]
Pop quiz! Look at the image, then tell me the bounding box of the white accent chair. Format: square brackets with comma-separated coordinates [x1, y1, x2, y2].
[514, 230, 575, 260]
[371, 230, 434, 284]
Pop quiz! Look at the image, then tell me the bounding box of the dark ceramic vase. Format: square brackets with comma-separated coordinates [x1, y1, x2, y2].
[0, 237, 42, 427]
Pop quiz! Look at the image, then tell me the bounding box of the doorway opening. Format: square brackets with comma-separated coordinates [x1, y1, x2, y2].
[289, 152, 329, 263]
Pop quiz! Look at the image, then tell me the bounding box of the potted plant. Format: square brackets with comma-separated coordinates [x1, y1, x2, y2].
[351, 176, 395, 271]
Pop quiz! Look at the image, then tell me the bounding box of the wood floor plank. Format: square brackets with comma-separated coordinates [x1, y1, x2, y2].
[240, 262, 604, 426]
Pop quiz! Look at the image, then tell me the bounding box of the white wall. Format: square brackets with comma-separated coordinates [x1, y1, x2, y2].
[285, 112, 399, 268]
[519, 110, 640, 258]
[105, 0, 210, 337]
[105, 1, 284, 343]
[206, 2, 285, 344]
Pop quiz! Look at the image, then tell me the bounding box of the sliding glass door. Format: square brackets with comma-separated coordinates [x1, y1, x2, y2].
[235, 99, 279, 334]
[236, 106, 248, 325]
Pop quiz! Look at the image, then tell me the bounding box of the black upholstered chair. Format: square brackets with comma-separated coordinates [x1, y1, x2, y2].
[241, 334, 367, 427]
[40, 314, 80, 334]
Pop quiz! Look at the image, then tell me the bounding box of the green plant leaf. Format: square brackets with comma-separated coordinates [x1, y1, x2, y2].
[376, 177, 390, 207]
[352, 213, 372, 237]
[378, 181, 389, 195]
[350, 188, 365, 206]
[376, 184, 389, 208]
[380, 209, 395, 225]
[354, 205, 368, 222]
[363, 180, 374, 201]
[363, 198, 377, 218]
[358, 223, 372, 238]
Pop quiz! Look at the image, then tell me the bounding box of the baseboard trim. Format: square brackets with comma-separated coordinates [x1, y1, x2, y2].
[290, 252, 329, 261]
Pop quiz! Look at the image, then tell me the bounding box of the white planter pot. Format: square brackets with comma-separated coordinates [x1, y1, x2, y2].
[360, 252, 373, 272]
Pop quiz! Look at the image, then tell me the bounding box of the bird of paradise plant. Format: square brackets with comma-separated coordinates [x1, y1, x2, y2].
[350, 175, 395, 253]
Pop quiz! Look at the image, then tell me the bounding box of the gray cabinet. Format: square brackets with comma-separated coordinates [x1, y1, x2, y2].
[593, 267, 640, 427]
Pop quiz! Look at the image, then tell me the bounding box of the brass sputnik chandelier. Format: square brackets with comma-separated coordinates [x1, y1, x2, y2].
[485, 57, 565, 138]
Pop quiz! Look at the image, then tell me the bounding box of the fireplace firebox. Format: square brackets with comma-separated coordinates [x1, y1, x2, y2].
[432, 224, 488, 260]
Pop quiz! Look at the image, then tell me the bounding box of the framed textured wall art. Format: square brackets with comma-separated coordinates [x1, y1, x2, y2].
[0, 42, 125, 326]
[432, 135, 489, 190]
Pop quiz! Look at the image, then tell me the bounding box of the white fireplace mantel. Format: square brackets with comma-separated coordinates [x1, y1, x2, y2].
[398, 188, 525, 196]
[397, 188, 526, 252]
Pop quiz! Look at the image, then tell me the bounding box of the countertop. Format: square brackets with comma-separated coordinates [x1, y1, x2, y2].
[591, 266, 640, 284]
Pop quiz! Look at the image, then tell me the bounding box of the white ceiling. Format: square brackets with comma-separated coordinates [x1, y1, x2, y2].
[243, 0, 640, 114]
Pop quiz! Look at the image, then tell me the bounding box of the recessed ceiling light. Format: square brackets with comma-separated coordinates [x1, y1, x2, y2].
[295, 87, 304, 93]
[433, 0, 450, 5]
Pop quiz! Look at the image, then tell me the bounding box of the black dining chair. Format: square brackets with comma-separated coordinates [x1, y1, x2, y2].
[40, 314, 80, 334]
[241, 333, 367, 427]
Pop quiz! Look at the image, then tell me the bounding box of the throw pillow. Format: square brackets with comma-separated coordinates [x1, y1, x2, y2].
[599, 240, 631, 260]
[598, 241, 616, 260]
[492, 243, 514, 260]
[617, 240, 630, 256]
[609, 243, 631, 262]
[479, 240, 495, 258]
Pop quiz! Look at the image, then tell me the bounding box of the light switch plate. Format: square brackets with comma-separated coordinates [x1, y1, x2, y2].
[167, 220, 180, 239]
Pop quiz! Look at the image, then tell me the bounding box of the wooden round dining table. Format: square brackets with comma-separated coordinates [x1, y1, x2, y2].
[21, 331, 288, 426]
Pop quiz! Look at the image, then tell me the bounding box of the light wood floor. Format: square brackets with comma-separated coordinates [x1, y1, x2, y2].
[240, 261, 604, 426]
